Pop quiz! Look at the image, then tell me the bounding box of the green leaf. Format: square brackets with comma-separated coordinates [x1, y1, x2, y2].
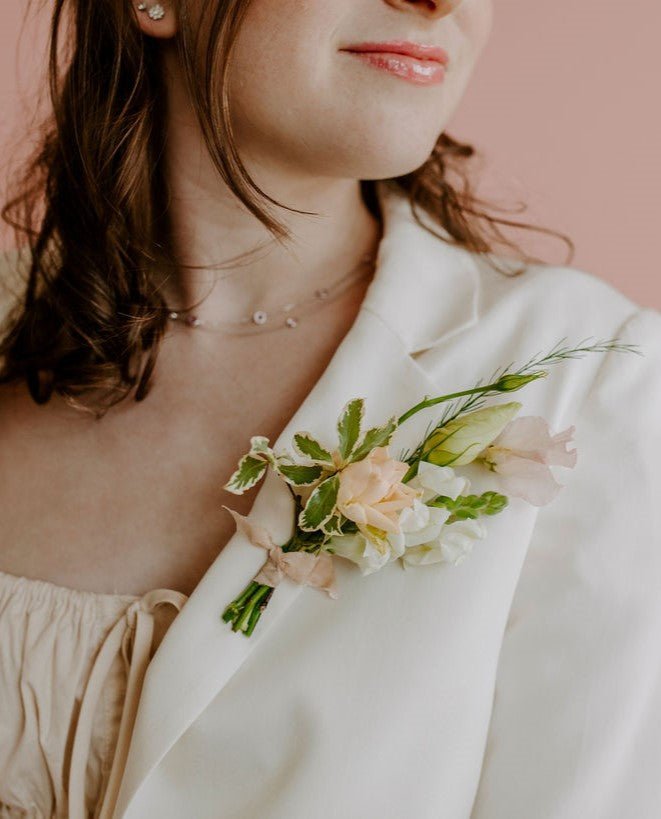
[350, 415, 398, 463]
[223, 454, 268, 495]
[249, 435, 277, 466]
[292, 432, 335, 466]
[320, 513, 344, 535]
[276, 462, 324, 487]
[298, 474, 340, 532]
[249, 435, 271, 453]
[337, 398, 364, 461]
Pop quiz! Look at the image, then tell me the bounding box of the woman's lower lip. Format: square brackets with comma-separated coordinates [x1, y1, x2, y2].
[341, 50, 446, 86]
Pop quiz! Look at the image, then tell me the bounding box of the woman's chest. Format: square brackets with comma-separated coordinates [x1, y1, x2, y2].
[0, 319, 352, 596]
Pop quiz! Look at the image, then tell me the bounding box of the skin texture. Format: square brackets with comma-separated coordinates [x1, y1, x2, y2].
[150, 0, 493, 319]
[0, 0, 494, 595]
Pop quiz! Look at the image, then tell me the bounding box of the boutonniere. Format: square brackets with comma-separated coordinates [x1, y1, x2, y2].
[221, 338, 639, 636]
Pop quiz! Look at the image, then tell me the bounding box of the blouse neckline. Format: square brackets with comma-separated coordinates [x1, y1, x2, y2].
[0, 566, 140, 608]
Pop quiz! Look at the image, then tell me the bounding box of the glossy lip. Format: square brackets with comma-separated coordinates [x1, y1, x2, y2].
[343, 52, 446, 86]
[339, 40, 450, 66]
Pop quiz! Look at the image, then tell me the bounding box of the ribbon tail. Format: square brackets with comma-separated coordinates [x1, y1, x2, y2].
[283, 551, 340, 600]
[307, 552, 340, 599]
[222, 505, 276, 552]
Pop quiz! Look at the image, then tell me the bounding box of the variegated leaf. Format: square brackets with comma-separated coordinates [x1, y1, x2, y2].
[298, 474, 340, 532]
[276, 462, 324, 487]
[223, 453, 268, 495]
[350, 415, 399, 463]
[249, 435, 277, 465]
[320, 513, 344, 536]
[292, 431, 335, 466]
[249, 435, 271, 453]
[336, 397, 364, 461]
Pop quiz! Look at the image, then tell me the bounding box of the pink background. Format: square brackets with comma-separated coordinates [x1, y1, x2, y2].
[1, 2, 659, 308]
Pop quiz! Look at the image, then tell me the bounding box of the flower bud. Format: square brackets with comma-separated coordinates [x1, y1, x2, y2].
[423, 402, 522, 467]
[494, 371, 547, 392]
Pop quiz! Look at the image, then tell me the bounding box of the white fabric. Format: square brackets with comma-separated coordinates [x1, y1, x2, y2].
[1, 179, 659, 818]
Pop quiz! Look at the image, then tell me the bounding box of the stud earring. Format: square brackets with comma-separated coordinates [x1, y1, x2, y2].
[137, 3, 166, 21]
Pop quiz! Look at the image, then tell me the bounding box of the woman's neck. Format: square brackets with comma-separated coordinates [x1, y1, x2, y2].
[157, 63, 382, 322]
[162, 170, 383, 323]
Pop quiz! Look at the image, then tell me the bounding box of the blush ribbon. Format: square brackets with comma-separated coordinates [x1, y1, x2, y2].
[222, 506, 339, 599]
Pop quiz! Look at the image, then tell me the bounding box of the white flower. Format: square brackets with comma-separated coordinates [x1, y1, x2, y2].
[389, 462, 485, 568]
[328, 529, 405, 576]
[401, 518, 487, 568]
[405, 460, 470, 503]
[386, 498, 450, 555]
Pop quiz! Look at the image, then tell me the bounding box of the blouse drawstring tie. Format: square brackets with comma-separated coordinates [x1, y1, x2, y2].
[68, 588, 187, 819]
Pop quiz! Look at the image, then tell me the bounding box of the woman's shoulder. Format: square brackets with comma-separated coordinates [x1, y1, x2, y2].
[440, 250, 661, 425]
[470, 252, 661, 357]
[475, 252, 655, 324]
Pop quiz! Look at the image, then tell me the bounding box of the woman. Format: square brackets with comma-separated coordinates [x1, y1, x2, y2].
[0, 1, 659, 817]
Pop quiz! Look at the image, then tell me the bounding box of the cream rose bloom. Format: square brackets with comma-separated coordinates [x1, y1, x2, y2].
[328, 446, 420, 575]
[335, 446, 419, 537]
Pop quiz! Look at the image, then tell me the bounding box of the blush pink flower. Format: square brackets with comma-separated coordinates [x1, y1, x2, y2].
[478, 416, 577, 507]
[336, 446, 420, 539]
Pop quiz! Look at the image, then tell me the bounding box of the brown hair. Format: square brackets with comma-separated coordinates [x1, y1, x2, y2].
[0, 0, 574, 418]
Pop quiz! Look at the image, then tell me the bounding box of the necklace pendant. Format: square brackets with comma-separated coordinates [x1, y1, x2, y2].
[285, 317, 298, 328]
[252, 310, 268, 325]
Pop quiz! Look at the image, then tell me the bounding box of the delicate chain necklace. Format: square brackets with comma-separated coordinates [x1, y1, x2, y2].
[166, 251, 377, 335]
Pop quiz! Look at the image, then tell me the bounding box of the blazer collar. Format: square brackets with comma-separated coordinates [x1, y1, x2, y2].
[363, 180, 481, 353]
[113, 181, 481, 818]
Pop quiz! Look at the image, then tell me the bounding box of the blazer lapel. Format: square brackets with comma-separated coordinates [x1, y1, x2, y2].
[112, 181, 481, 818]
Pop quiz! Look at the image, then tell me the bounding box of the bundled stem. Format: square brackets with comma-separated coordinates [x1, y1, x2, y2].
[222, 581, 275, 636]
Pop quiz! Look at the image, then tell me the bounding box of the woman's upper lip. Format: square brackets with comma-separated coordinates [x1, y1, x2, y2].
[340, 40, 449, 65]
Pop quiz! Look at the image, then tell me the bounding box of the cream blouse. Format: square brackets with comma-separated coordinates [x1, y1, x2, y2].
[0, 570, 186, 819]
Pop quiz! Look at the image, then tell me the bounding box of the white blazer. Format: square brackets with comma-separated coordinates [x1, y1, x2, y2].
[5, 181, 660, 818]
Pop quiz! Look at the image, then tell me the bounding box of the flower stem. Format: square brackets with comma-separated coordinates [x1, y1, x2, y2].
[397, 381, 506, 426]
[235, 584, 269, 633]
[222, 581, 275, 635]
[221, 580, 260, 623]
[245, 586, 274, 636]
